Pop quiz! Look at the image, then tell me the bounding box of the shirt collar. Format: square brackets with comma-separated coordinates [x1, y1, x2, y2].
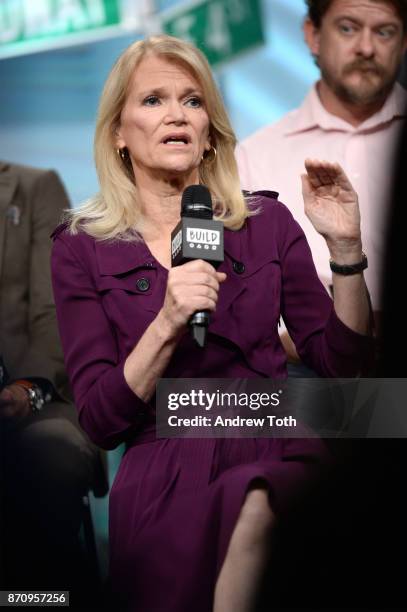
[285, 81, 407, 135]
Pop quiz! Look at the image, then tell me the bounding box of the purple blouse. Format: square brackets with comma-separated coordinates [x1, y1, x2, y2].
[51, 194, 373, 450]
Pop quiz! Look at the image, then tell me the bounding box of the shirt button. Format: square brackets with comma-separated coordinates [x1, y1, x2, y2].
[136, 277, 150, 292]
[232, 261, 245, 274]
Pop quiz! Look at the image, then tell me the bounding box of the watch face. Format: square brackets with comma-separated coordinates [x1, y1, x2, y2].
[30, 386, 45, 411]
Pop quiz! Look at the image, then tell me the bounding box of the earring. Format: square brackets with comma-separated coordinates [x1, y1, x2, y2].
[202, 145, 217, 164]
[116, 148, 126, 161]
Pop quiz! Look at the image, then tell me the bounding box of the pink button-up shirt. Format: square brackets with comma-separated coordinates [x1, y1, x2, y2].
[236, 83, 407, 309]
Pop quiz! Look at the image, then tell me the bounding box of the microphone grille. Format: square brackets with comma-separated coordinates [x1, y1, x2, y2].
[181, 185, 213, 219]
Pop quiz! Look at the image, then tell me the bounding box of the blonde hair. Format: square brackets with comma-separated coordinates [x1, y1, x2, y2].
[67, 35, 251, 241]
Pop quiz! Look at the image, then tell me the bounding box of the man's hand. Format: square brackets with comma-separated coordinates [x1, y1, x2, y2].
[0, 384, 31, 422]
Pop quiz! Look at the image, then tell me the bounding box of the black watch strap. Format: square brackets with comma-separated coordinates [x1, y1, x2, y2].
[329, 252, 368, 276]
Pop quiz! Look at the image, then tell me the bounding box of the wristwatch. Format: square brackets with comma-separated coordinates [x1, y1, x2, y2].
[329, 252, 368, 276]
[14, 379, 45, 413]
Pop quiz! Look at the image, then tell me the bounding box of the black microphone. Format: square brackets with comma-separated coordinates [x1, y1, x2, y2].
[171, 185, 224, 348]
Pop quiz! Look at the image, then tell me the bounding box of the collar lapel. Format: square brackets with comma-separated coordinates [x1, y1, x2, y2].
[95, 237, 153, 276]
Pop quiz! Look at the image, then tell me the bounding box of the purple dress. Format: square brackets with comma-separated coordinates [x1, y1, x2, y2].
[51, 194, 373, 611]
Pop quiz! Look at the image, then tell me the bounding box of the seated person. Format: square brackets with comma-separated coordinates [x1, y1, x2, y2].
[51, 36, 374, 612]
[0, 161, 107, 597]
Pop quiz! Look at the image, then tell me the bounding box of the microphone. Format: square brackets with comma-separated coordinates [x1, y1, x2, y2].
[171, 185, 224, 348]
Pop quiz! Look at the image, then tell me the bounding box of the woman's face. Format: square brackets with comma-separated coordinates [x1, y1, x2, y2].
[116, 54, 211, 184]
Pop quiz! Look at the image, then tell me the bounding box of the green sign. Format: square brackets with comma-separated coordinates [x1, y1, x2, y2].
[0, 0, 121, 57]
[163, 0, 264, 66]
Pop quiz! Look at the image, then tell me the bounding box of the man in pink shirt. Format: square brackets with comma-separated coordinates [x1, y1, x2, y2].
[237, 0, 407, 358]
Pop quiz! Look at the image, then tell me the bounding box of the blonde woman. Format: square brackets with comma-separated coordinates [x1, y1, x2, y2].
[51, 35, 373, 612]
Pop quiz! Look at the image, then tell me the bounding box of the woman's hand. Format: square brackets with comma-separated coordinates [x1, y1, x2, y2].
[158, 259, 227, 339]
[301, 159, 362, 261]
[124, 259, 226, 400]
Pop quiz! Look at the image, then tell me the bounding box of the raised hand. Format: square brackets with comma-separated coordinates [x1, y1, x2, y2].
[301, 159, 362, 257]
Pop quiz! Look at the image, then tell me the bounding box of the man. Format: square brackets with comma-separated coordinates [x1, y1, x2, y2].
[238, 5, 407, 606]
[237, 0, 407, 359]
[0, 161, 107, 597]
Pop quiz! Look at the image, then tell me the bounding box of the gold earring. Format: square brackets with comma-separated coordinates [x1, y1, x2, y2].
[202, 145, 217, 164]
[116, 148, 126, 161]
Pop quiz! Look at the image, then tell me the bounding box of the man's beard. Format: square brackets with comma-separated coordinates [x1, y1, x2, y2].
[319, 58, 397, 107]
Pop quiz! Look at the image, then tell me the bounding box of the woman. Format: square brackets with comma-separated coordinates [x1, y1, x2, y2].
[51, 35, 373, 612]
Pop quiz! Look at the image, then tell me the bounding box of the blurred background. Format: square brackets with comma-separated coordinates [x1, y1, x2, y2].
[0, 0, 319, 207]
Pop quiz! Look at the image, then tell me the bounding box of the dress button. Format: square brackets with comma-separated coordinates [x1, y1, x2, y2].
[136, 277, 150, 292]
[232, 261, 245, 274]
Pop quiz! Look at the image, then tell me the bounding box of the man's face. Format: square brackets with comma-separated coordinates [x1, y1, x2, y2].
[305, 0, 407, 106]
